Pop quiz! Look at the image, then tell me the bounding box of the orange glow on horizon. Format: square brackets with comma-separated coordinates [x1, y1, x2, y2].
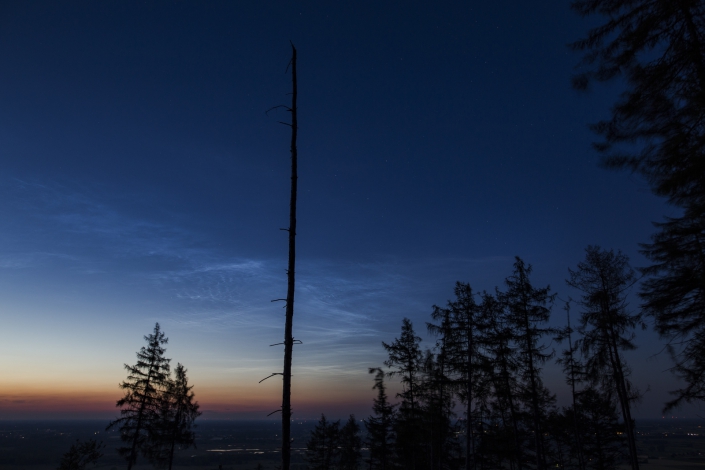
[0, 376, 376, 419]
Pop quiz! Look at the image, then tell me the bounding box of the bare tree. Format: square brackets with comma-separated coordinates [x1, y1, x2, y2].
[281, 42, 299, 470]
[261, 43, 299, 470]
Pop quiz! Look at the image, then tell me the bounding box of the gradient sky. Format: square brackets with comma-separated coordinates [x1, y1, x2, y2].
[0, 1, 694, 421]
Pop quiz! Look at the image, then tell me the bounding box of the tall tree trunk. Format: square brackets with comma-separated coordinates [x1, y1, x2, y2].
[607, 332, 639, 470]
[127, 363, 155, 470]
[521, 301, 545, 470]
[466, 336, 473, 470]
[566, 306, 586, 470]
[496, 335, 523, 470]
[282, 43, 298, 470]
[167, 406, 181, 470]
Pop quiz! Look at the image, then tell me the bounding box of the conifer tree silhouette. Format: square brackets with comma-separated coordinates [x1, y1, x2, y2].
[305, 414, 339, 470]
[573, 388, 625, 470]
[641, 216, 705, 410]
[107, 323, 171, 470]
[428, 282, 482, 470]
[383, 318, 425, 470]
[480, 291, 524, 470]
[572, 0, 705, 410]
[500, 258, 556, 470]
[555, 301, 586, 470]
[567, 246, 642, 470]
[338, 415, 362, 470]
[149, 363, 201, 470]
[364, 368, 396, 470]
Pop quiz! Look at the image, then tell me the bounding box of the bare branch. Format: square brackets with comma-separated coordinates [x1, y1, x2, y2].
[259, 373, 283, 383]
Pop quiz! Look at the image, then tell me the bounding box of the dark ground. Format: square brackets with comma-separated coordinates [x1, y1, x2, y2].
[2, 418, 705, 470]
[0, 419, 318, 470]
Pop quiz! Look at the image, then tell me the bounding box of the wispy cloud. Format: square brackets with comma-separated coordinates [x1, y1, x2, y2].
[0, 176, 512, 377]
[2, 177, 207, 263]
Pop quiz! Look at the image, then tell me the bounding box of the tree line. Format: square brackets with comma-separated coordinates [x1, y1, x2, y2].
[307, 0, 705, 466]
[306, 248, 640, 470]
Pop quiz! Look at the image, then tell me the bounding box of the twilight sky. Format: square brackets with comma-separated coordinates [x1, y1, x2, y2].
[0, 1, 694, 420]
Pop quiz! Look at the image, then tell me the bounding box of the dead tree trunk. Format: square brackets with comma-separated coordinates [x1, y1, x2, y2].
[281, 43, 298, 470]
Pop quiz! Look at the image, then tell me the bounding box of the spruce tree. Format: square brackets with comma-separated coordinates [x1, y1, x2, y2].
[383, 318, 425, 470]
[641, 215, 705, 409]
[572, 0, 705, 211]
[429, 282, 484, 470]
[480, 291, 524, 470]
[150, 363, 201, 470]
[107, 323, 171, 470]
[501, 257, 556, 470]
[572, 0, 705, 410]
[339, 415, 362, 470]
[305, 414, 340, 470]
[420, 349, 461, 470]
[567, 246, 642, 470]
[364, 368, 396, 470]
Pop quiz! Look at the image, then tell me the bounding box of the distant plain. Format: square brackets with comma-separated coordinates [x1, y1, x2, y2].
[3, 419, 705, 470]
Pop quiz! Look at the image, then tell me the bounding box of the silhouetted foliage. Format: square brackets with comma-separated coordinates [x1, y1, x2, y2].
[107, 323, 171, 470]
[57, 439, 104, 470]
[364, 368, 396, 470]
[555, 301, 587, 470]
[641, 215, 705, 410]
[383, 318, 426, 470]
[359, 255, 646, 468]
[572, 0, 705, 210]
[480, 290, 525, 469]
[501, 257, 556, 470]
[572, 0, 705, 411]
[305, 415, 339, 470]
[420, 349, 462, 470]
[338, 415, 362, 470]
[574, 388, 625, 470]
[567, 246, 641, 470]
[148, 363, 201, 470]
[429, 282, 484, 470]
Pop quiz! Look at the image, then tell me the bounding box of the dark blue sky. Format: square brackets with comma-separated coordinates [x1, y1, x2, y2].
[0, 1, 688, 419]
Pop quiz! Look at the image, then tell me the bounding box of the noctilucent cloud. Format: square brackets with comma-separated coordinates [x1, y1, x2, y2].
[0, 1, 692, 420]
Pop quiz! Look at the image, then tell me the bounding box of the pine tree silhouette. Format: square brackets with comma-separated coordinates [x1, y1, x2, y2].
[383, 318, 425, 470]
[107, 323, 171, 470]
[500, 258, 556, 470]
[305, 414, 339, 470]
[364, 368, 396, 470]
[568, 246, 642, 470]
[572, 0, 705, 411]
[148, 363, 201, 470]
